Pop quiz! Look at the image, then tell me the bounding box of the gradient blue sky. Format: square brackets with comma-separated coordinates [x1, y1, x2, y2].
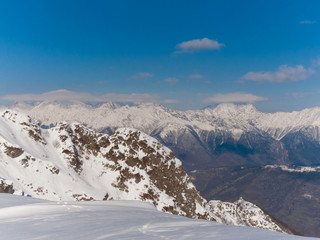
[1, 0, 320, 112]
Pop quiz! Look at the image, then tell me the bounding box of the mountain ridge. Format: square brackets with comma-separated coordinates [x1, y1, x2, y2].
[11, 101, 320, 141]
[9, 101, 320, 169]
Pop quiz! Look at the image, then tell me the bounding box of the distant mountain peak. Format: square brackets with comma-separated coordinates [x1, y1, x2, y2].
[212, 103, 259, 115]
[98, 102, 121, 110]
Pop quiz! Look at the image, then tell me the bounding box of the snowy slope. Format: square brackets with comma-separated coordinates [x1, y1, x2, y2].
[265, 165, 320, 172]
[0, 194, 315, 240]
[0, 109, 287, 233]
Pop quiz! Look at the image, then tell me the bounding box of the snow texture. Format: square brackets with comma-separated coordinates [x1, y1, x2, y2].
[265, 165, 320, 172]
[0, 194, 316, 240]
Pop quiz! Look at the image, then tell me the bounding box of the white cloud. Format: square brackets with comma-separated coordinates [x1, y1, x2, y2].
[189, 74, 204, 79]
[175, 38, 225, 53]
[203, 92, 267, 104]
[242, 65, 314, 83]
[164, 77, 179, 84]
[1, 90, 94, 102]
[128, 72, 153, 80]
[300, 20, 317, 24]
[1, 89, 178, 105]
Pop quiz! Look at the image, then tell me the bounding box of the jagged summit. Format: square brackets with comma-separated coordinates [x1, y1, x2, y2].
[98, 101, 121, 110]
[211, 103, 259, 114]
[13, 101, 320, 136]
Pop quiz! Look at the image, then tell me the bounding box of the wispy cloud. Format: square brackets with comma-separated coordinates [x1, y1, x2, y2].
[175, 38, 225, 53]
[312, 58, 320, 67]
[161, 99, 181, 104]
[300, 20, 317, 24]
[189, 74, 204, 79]
[127, 72, 153, 80]
[288, 90, 320, 98]
[96, 80, 108, 85]
[203, 92, 267, 104]
[242, 65, 314, 83]
[164, 77, 179, 84]
[1, 89, 178, 105]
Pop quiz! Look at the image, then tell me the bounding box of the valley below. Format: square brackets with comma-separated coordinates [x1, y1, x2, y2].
[189, 165, 320, 237]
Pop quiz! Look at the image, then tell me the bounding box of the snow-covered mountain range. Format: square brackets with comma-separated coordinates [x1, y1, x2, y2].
[12, 101, 320, 141]
[0, 109, 288, 234]
[10, 101, 320, 168]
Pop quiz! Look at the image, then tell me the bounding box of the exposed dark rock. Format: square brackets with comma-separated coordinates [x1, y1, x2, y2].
[73, 193, 95, 201]
[4, 144, 24, 158]
[0, 179, 13, 193]
[49, 167, 60, 174]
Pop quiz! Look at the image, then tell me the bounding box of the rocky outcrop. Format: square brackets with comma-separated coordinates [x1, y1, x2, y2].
[207, 197, 288, 233]
[0, 179, 13, 193]
[0, 110, 211, 221]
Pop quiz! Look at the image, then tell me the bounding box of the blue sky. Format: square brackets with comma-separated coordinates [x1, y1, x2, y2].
[1, 0, 320, 112]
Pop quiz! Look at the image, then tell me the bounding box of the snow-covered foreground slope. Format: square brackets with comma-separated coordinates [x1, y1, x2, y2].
[0, 194, 315, 240]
